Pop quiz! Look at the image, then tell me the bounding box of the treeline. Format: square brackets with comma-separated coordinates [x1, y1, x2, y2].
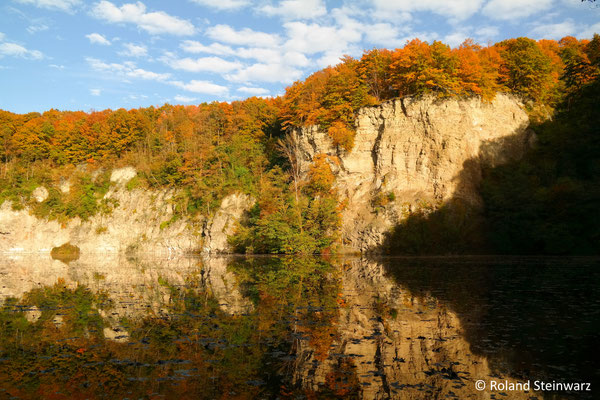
[382, 37, 600, 255]
[1, 35, 599, 254]
[281, 35, 599, 148]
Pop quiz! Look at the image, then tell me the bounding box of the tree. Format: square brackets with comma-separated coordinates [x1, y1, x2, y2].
[495, 37, 555, 102]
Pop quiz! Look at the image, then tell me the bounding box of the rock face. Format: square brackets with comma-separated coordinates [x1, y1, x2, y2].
[1, 95, 530, 255]
[32, 186, 49, 203]
[0, 168, 253, 255]
[295, 94, 531, 252]
[203, 193, 255, 253]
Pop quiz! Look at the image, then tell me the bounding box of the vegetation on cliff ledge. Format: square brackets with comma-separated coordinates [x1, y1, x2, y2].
[1, 35, 599, 254]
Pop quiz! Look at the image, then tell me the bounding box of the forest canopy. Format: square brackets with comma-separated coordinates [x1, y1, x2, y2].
[1, 35, 599, 254]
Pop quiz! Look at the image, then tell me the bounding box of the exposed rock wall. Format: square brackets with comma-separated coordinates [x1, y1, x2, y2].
[2, 94, 530, 255]
[0, 168, 253, 255]
[295, 94, 531, 252]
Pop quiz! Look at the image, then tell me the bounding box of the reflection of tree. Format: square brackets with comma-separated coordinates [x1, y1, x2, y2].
[0, 257, 356, 399]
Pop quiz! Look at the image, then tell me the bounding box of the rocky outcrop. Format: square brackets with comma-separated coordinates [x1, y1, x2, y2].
[203, 193, 255, 253]
[0, 167, 253, 255]
[2, 95, 530, 255]
[295, 94, 531, 252]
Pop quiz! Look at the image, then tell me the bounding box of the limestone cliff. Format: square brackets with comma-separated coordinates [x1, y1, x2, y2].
[0, 167, 253, 255]
[1, 95, 531, 255]
[295, 94, 531, 252]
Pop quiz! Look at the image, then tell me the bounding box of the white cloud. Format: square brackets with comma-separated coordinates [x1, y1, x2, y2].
[237, 86, 270, 96]
[180, 40, 235, 56]
[26, 24, 49, 34]
[170, 80, 229, 96]
[317, 51, 346, 68]
[444, 31, 470, 47]
[283, 21, 359, 55]
[530, 20, 576, 40]
[86, 57, 170, 81]
[91, 1, 195, 36]
[260, 0, 327, 19]
[15, 0, 80, 13]
[174, 94, 197, 103]
[49, 64, 65, 69]
[120, 43, 147, 57]
[90, 88, 101, 96]
[475, 26, 499, 40]
[190, 0, 249, 10]
[482, 0, 552, 21]
[86, 32, 111, 45]
[282, 51, 310, 67]
[363, 23, 404, 48]
[161, 53, 241, 73]
[0, 33, 4, 41]
[579, 22, 600, 39]
[237, 86, 270, 95]
[371, 0, 483, 21]
[0, 42, 43, 59]
[206, 24, 280, 47]
[226, 62, 303, 84]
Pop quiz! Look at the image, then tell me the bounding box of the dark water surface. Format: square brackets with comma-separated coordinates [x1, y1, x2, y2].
[0, 255, 598, 399]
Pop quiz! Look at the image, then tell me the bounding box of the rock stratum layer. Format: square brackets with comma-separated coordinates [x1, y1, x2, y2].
[295, 94, 531, 252]
[0, 167, 253, 255]
[1, 94, 530, 255]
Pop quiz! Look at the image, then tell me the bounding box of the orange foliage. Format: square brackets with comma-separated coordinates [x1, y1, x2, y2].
[307, 154, 335, 195]
[327, 120, 354, 151]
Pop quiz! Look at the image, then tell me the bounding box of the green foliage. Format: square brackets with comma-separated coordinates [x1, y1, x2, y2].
[496, 37, 555, 102]
[229, 165, 340, 254]
[125, 175, 141, 190]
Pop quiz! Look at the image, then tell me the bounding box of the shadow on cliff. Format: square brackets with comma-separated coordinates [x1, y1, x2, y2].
[376, 134, 527, 255]
[378, 78, 600, 255]
[378, 256, 600, 398]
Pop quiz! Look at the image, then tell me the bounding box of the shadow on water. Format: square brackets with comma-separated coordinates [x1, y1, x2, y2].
[380, 255, 600, 399]
[0, 254, 598, 399]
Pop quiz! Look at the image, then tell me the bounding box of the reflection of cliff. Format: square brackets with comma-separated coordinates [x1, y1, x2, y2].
[0, 255, 252, 338]
[293, 259, 534, 399]
[380, 256, 600, 399]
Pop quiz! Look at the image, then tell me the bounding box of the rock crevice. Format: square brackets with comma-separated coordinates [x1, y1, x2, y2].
[295, 94, 531, 252]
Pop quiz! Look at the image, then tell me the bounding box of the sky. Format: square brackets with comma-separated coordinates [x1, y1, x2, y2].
[1, 0, 599, 113]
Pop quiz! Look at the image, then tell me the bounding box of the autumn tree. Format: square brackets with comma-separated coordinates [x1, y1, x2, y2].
[358, 48, 395, 101]
[495, 37, 555, 102]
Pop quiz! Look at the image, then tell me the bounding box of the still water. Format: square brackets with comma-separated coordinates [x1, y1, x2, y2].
[0, 255, 598, 399]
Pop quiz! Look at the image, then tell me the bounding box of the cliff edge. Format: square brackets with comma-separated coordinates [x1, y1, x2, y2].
[295, 94, 531, 252]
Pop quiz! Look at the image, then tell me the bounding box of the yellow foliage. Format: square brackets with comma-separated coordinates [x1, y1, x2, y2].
[327, 120, 354, 151]
[307, 154, 335, 194]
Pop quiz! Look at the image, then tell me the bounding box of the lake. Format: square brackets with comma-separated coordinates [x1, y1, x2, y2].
[0, 255, 598, 399]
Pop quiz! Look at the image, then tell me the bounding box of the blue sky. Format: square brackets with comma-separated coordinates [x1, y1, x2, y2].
[1, 0, 599, 113]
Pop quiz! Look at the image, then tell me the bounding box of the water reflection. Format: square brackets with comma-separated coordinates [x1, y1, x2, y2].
[0, 255, 597, 399]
